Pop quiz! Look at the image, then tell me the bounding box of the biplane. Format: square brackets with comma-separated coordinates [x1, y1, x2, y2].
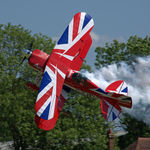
[22, 12, 132, 130]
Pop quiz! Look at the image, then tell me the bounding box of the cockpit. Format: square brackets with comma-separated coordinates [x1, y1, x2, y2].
[72, 72, 88, 84]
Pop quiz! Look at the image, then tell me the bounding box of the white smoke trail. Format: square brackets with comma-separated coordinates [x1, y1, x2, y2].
[83, 56, 150, 125]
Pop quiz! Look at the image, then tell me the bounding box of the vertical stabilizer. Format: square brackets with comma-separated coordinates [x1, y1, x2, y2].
[101, 80, 128, 121]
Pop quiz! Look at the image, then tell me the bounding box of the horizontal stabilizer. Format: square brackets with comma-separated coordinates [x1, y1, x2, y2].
[101, 80, 132, 121]
[101, 97, 121, 121]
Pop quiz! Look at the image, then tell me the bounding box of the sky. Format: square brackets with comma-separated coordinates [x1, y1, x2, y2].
[0, 0, 150, 68]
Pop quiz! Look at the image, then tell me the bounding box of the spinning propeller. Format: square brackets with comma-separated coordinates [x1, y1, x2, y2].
[20, 41, 34, 65]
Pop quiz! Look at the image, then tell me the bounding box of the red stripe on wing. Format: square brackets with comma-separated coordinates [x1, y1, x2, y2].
[73, 12, 81, 41]
[35, 88, 53, 113]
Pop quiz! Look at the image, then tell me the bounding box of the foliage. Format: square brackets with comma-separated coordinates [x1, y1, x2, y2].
[2, 22, 150, 149]
[118, 113, 150, 149]
[0, 23, 109, 150]
[95, 36, 150, 68]
[95, 35, 150, 149]
[36, 94, 109, 150]
[0, 23, 54, 149]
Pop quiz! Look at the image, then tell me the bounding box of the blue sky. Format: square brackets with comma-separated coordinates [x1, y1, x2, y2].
[0, 0, 150, 67]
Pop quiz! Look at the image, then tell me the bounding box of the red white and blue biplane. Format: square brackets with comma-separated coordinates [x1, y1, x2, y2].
[22, 12, 132, 130]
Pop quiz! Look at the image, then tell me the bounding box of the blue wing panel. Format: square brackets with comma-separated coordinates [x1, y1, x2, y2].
[57, 26, 69, 44]
[39, 71, 52, 93]
[40, 103, 51, 120]
[82, 14, 92, 29]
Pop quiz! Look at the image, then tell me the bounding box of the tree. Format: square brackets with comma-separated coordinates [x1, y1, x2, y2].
[0, 23, 110, 150]
[95, 36, 150, 68]
[0, 23, 55, 149]
[94, 35, 150, 149]
[118, 113, 150, 149]
[36, 94, 109, 150]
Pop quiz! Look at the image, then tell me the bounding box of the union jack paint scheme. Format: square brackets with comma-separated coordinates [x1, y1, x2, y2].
[101, 80, 128, 121]
[22, 12, 132, 130]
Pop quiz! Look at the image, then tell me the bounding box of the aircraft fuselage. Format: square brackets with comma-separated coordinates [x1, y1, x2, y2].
[27, 49, 105, 97]
[25, 49, 131, 109]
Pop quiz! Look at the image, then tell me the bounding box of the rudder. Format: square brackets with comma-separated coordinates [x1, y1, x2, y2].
[101, 80, 129, 121]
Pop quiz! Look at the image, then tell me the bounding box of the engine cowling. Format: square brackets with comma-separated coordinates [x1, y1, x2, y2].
[28, 49, 49, 71]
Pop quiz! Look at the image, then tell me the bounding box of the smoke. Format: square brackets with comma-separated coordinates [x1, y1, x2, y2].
[83, 56, 150, 125]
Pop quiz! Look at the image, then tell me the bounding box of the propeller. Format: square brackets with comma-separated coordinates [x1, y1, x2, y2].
[19, 40, 34, 66]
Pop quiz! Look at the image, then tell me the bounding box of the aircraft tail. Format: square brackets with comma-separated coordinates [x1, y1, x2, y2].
[101, 80, 132, 121]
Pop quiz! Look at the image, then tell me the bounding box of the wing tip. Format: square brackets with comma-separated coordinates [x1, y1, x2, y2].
[35, 115, 57, 131]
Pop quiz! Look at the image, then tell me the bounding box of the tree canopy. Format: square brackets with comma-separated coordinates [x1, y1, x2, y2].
[0, 23, 109, 150]
[1, 23, 150, 150]
[95, 36, 150, 68]
[118, 113, 150, 149]
[95, 35, 150, 149]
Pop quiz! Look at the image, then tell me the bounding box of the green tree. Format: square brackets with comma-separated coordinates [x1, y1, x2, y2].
[0, 23, 110, 150]
[37, 94, 109, 150]
[119, 113, 150, 149]
[0, 23, 55, 149]
[95, 36, 150, 68]
[94, 35, 150, 149]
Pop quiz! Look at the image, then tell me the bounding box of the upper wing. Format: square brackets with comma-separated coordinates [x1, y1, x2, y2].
[53, 12, 94, 71]
[35, 63, 66, 121]
[35, 12, 94, 130]
[35, 85, 71, 130]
